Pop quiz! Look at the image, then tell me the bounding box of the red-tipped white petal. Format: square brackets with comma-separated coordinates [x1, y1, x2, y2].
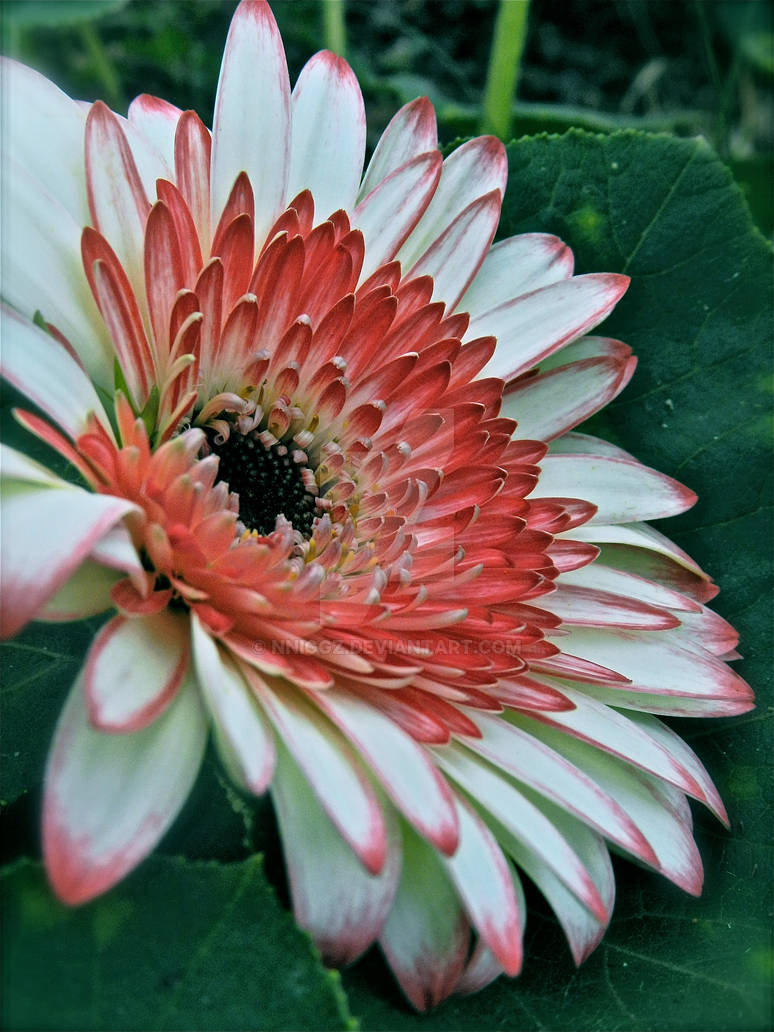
[1, 306, 113, 439]
[84, 612, 190, 732]
[272, 742, 400, 965]
[211, 0, 290, 245]
[408, 191, 502, 311]
[1, 475, 138, 639]
[436, 745, 607, 920]
[455, 940, 504, 997]
[43, 671, 207, 905]
[503, 353, 635, 441]
[358, 96, 438, 200]
[312, 688, 460, 856]
[253, 678, 387, 874]
[442, 796, 524, 976]
[353, 151, 442, 280]
[559, 561, 701, 614]
[127, 94, 182, 174]
[1, 57, 89, 223]
[38, 562, 121, 622]
[475, 274, 629, 382]
[460, 233, 574, 316]
[190, 615, 275, 794]
[564, 521, 710, 579]
[397, 136, 507, 269]
[288, 51, 366, 218]
[540, 583, 679, 631]
[533, 454, 696, 524]
[379, 823, 470, 1011]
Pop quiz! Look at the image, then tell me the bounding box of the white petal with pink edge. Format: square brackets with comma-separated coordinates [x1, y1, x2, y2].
[503, 353, 635, 441]
[0, 473, 139, 639]
[460, 233, 574, 317]
[441, 795, 524, 976]
[84, 612, 190, 732]
[1, 58, 89, 223]
[311, 688, 460, 856]
[397, 136, 507, 269]
[559, 561, 701, 613]
[38, 562, 121, 622]
[533, 454, 696, 524]
[3, 169, 113, 387]
[358, 96, 438, 201]
[547, 430, 637, 460]
[474, 274, 630, 382]
[43, 670, 206, 905]
[379, 822, 470, 1011]
[353, 152, 442, 280]
[408, 191, 502, 312]
[288, 51, 366, 219]
[191, 614, 275, 795]
[456, 940, 503, 996]
[271, 742, 400, 966]
[564, 521, 709, 578]
[211, 0, 290, 245]
[251, 677, 388, 874]
[1, 306, 113, 438]
[127, 94, 182, 175]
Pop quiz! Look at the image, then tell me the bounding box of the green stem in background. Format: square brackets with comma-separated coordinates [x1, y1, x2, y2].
[78, 21, 124, 112]
[322, 0, 347, 59]
[481, 0, 531, 141]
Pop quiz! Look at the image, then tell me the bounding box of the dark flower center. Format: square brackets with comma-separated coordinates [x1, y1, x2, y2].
[208, 429, 317, 538]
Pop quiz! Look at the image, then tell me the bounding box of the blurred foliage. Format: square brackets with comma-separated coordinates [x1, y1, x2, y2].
[1, 0, 771, 230]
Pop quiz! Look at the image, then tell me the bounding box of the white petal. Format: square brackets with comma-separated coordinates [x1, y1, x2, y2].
[547, 430, 637, 460]
[533, 453, 697, 523]
[0, 479, 138, 638]
[397, 136, 507, 270]
[85, 612, 190, 732]
[2, 167, 113, 387]
[0, 305, 113, 437]
[358, 96, 437, 201]
[1, 443, 65, 486]
[503, 353, 635, 441]
[190, 614, 275, 794]
[288, 51, 366, 218]
[559, 561, 701, 613]
[379, 822, 469, 1011]
[540, 582, 679, 631]
[455, 940, 504, 996]
[1, 57, 89, 223]
[127, 93, 182, 175]
[474, 274, 629, 382]
[43, 671, 207, 904]
[564, 521, 708, 578]
[251, 677, 387, 874]
[38, 561, 120, 622]
[407, 191, 502, 311]
[460, 233, 574, 317]
[211, 0, 290, 245]
[353, 151, 442, 281]
[313, 688, 460, 856]
[271, 741, 400, 965]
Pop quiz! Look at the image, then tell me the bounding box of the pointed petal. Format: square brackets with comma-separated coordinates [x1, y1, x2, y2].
[533, 453, 696, 524]
[43, 672, 207, 904]
[288, 51, 366, 218]
[379, 823, 470, 1011]
[474, 275, 629, 382]
[358, 96, 438, 200]
[211, 0, 290, 246]
[271, 742, 400, 965]
[84, 612, 190, 732]
[190, 615, 275, 794]
[460, 233, 574, 316]
[127, 93, 182, 173]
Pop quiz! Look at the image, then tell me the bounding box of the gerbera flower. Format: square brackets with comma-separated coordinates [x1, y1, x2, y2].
[1, 0, 754, 1011]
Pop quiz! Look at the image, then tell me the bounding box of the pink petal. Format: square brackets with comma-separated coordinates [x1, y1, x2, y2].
[84, 612, 190, 732]
[460, 233, 574, 316]
[211, 0, 290, 246]
[540, 583, 680, 631]
[474, 274, 630, 382]
[533, 453, 697, 524]
[288, 51, 366, 218]
[271, 742, 400, 965]
[43, 672, 207, 904]
[358, 96, 438, 201]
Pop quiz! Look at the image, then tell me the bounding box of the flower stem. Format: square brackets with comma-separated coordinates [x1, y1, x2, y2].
[481, 0, 531, 141]
[322, 0, 347, 58]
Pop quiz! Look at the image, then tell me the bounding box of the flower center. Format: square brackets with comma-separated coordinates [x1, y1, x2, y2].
[207, 428, 318, 538]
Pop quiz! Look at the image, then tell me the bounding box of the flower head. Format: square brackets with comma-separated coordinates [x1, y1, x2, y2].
[0, 0, 754, 1010]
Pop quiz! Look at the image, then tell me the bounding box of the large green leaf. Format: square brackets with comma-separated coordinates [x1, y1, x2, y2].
[1, 856, 354, 1031]
[342, 129, 772, 1029]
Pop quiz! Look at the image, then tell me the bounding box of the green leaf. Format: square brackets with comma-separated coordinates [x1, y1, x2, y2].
[343, 130, 772, 1029]
[1, 856, 355, 1031]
